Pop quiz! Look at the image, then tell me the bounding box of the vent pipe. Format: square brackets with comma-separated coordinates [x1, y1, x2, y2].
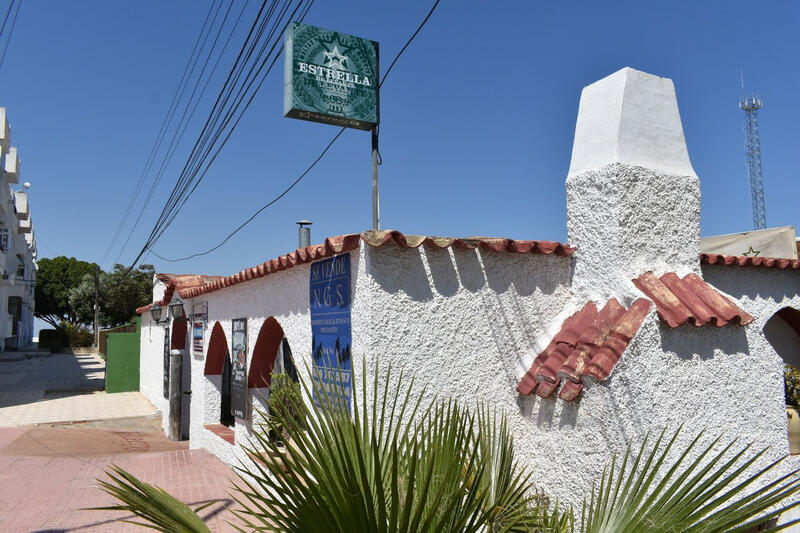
[297, 220, 312, 248]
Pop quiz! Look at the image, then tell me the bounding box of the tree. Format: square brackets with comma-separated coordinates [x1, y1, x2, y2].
[97, 264, 154, 328]
[35, 257, 98, 328]
[68, 272, 97, 327]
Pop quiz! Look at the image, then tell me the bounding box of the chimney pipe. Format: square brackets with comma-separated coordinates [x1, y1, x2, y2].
[297, 220, 312, 248]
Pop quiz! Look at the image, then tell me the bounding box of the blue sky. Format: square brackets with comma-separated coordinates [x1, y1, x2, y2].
[2, 0, 799, 283]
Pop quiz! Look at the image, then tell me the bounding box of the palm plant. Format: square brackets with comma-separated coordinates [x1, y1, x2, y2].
[95, 364, 800, 532]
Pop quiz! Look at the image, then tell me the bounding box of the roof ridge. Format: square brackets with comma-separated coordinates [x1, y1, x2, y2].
[138, 231, 574, 312]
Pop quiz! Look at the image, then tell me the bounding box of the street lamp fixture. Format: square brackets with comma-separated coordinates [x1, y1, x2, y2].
[151, 303, 163, 323]
[169, 297, 185, 320]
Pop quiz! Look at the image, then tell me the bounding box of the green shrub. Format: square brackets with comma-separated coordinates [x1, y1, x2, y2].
[266, 372, 307, 442]
[60, 322, 94, 347]
[785, 364, 800, 409]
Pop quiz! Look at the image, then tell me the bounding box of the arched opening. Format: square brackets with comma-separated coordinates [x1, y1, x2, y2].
[203, 322, 234, 428]
[764, 307, 800, 367]
[205, 322, 227, 376]
[765, 307, 800, 454]
[250, 318, 284, 388]
[248, 318, 298, 443]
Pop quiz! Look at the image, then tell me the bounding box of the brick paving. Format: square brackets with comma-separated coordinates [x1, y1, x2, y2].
[0, 427, 244, 532]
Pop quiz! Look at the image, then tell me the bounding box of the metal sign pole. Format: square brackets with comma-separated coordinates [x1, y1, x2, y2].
[371, 126, 379, 230]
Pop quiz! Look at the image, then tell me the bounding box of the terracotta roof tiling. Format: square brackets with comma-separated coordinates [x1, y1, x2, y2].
[701, 253, 800, 270]
[138, 230, 574, 313]
[632, 271, 753, 327]
[516, 298, 651, 402]
[136, 274, 223, 314]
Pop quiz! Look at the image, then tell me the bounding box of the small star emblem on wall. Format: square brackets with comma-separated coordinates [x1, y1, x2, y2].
[742, 246, 761, 257]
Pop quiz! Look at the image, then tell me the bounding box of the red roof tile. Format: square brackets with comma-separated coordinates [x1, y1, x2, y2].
[517, 298, 651, 402]
[138, 230, 574, 313]
[632, 272, 753, 327]
[701, 253, 800, 270]
[136, 274, 223, 314]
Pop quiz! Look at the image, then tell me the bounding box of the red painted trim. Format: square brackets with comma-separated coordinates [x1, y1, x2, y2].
[204, 322, 228, 376]
[249, 318, 284, 388]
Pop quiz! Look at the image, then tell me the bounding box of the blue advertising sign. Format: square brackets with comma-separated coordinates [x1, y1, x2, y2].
[310, 254, 352, 409]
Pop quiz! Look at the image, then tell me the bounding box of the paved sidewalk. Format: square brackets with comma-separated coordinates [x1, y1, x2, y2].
[0, 390, 157, 426]
[0, 427, 242, 532]
[0, 353, 104, 406]
[0, 352, 159, 427]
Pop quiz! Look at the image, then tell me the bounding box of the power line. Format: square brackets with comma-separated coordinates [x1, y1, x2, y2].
[147, 0, 302, 245]
[152, 0, 441, 263]
[0, 0, 21, 75]
[126, 0, 313, 269]
[151, 127, 346, 262]
[102, 0, 229, 266]
[0, 0, 16, 42]
[110, 0, 249, 266]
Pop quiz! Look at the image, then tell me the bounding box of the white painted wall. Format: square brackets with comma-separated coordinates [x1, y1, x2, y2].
[177, 252, 361, 466]
[355, 244, 795, 511]
[139, 313, 170, 434]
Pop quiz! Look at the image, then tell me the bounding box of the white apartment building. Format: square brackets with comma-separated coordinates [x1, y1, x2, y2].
[0, 108, 36, 350]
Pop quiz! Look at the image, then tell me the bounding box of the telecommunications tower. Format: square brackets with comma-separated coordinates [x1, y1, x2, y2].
[739, 94, 767, 230]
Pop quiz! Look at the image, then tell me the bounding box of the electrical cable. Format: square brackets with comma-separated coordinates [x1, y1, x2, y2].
[150, 127, 345, 262]
[137, 0, 280, 252]
[126, 0, 312, 268]
[0, 0, 21, 74]
[0, 0, 16, 43]
[149, 0, 298, 241]
[101, 0, 223, 266]
[151, 0, 441, 263]
[111, 0, 248, 266]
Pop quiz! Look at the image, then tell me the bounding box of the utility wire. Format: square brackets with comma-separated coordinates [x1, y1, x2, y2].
[152, 0, 441, 263]
[111, 0, 247, 266]
[148, 0, 299, 245]
[101, 0, 223, 266]
[126, 0, 312, 269]
[0, 0, 16, 42]
[150, 127, 346, 262]
[0, 0, 21, 75]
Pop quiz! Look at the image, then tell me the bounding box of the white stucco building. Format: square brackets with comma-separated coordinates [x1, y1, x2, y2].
[137, 67, 800, 508]
[0, 108, 37, 350]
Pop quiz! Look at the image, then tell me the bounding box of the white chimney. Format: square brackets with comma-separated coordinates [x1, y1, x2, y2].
[566, 67, 701, 300]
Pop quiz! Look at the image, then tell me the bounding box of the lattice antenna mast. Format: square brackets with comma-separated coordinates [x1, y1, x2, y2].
[739, 93, 767, 230]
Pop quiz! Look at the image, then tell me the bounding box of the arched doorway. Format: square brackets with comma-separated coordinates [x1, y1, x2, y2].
[765, 307, 800, 453]
[764, 307, 800, 367]
[205, 322, 234, 427]
[250, 317, 298, 388]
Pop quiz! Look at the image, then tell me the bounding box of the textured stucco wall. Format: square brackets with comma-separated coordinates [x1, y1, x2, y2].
[567, 162, 701, 301]
[139, 243, 799, 514]
[354, 244, 795, 511]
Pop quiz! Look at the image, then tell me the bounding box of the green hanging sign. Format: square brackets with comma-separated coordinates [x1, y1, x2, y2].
[284, 22, 379, 131]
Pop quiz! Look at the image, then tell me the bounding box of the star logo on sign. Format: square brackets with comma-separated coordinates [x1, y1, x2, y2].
[323, 45, 348, 70]
[742, 246, 761, 257]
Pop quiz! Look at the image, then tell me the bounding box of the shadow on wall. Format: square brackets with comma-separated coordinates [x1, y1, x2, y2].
[702, 266, 800, 304]
[369, 246, 572, 302]
[659, 323, 749, 361]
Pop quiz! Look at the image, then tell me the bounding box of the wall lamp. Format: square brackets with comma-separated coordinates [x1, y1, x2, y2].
[169, 297, 186, 320]
[151, 303, 164, 323]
